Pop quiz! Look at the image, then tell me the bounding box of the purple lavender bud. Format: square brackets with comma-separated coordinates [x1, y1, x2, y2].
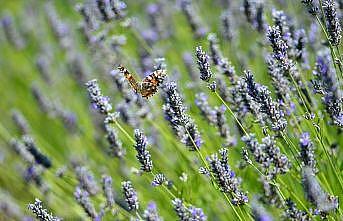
[243, 0, 254, 24]
[261, 136, 290, 175]
[299, 132, 317, 173]
[255, 3, 266, 33]
[74, 186, 98, 219]
[76, 3, 99, 30]
[220, 10, 234, 42]
[189, 206, 207, 221]
[11, 110, 30, 135]
[102, 175, 115, 208]
[134, 129, 153, 172]
[143, 202, 162, 221]
[251, 199, 274, 221]
[293, 29, 307, 63]
[183, 52, 199, 81]
[301, 0, 319, 15]
[0, 192, 25, 219]
[141, 29, 159, 45]
[214, 106, 236, 147]
[271, 9, 290, 37]
[244, 71, 287, 131]
[284, 199, 310, 220]
[162, 82, 202, 150]
[260, 176, 282, 206]
[312, 53, 343, 128]
[266, 56, 292, 102]
[23, 165, 42, 186]
[267, 26, 290, 70]
[96, 0, 115, 21]
[85, 79, 113, 115]
[302, 167, 338, 213]
[207, 33, 223, 66]
[195, 93, 216, 124]
[151, 173, 166, 187]
[207, 81, 217, 92]
[10, 139, 34, 164]
[52, 104, 78, 132]
[31, 85, 52, 114]
[207, 148, 248, 205]
[243, 134, 290, 177]
[22, 136, 52, 168]
[74, 166, 99, 196]
[195, 46, 212, 82]
[1, 14, 25, 49]
[45, 3, 71, 49]
[323, 0, 342, 46]
[110, 0, 127, 19]
[36, 55, 51, 84]
[172, 198, 189, 220]
[105, 124, 125, 158]
[104, 113, 125, 157]
[28, 198, 61, 221]
[242, 134, 269, 169]
[216, 77, 231, 104]
[180, 0, 207, 38]
[121, 181, 139, 211]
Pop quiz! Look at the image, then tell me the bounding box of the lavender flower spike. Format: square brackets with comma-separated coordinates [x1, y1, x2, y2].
[122, 181, 139, 211]
[22, 135, 52, 168]
[28, 198, 61, 221]
[196, 46, 212, 82]
[172, 198, 207, 221]
[102, 175, 115, 208]
[162, 82, 202, 150]
[74, 186, 98, 219]
[302, 167, 338, 214]
[151, 173, 166, 187]
[134, 129, 153, 172]
[299, 132, 317, 173]
[143, 202, 163, 221]
[85, 79, 112, 115]
[323, 0, 342, 46]
[207, 148, 248, 205]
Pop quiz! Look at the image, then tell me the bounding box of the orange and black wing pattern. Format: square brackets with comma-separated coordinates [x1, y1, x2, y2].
[118, 65, 140, 93]
[118, 65, 166, 98]
[140, 69, 167, 98]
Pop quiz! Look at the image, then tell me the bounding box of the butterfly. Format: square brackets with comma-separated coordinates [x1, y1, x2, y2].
[118, 65, 167, 98]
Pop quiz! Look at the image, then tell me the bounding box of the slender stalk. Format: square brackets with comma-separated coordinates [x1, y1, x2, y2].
[214, 91, 249, 136]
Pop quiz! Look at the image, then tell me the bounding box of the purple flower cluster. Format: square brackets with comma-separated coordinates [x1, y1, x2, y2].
[195, 46, 212, 82]
[151, 173, 166, 187]
[312, 53, 343, 127]
[202, 148, 249, 205]
[162, 82, 202, 150]
[299, 132, 318, 173]
[242, 134, 290, 178]
[101, 175, 115, 208]
[85, 79, 113, 115]
[122, 181, 139, 211]
[244, 71, 287, 131]
[28, 198, 61, 221]
[172, 198, 207, 221]
[302, 167, 338, 215]
[134, 129, 153, 172]
[323, 0, 342, 46]
[143, 202, 162, 221]
[74, 186, 98, 220]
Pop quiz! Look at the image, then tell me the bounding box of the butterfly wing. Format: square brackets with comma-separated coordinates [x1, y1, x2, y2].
[118, 65, 140, 93]
[140, 69, 167, 98]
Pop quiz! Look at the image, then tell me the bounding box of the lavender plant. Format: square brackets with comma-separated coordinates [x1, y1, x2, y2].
[0, 0, 343, 220]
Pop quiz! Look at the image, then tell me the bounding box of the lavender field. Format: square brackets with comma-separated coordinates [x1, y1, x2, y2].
[0, 0, 343, 220]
